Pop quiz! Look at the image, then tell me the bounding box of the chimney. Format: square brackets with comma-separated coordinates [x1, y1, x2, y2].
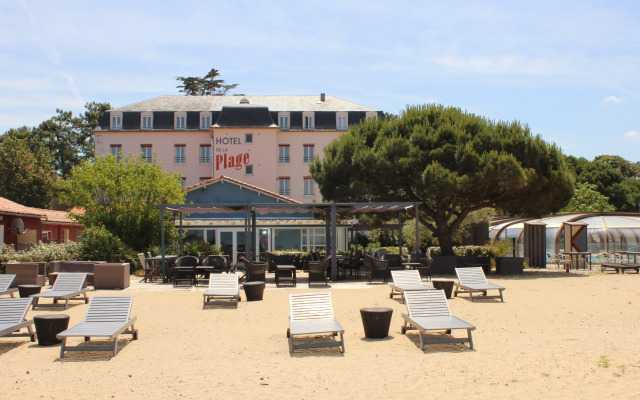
[320, 93, 325, 102]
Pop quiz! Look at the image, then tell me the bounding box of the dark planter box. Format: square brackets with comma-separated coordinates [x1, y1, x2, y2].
[456, 256, 492, 275]
[431, 255, 457, 275]
[495, 257, 524, 275]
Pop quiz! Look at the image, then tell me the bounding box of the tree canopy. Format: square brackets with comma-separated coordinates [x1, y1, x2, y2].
[58, 154, 185, 251]
[310, 104, 574, 255]
[176, 68, 238, 96]
[559, 182, 615, 213]
[0, 134, 55, 208]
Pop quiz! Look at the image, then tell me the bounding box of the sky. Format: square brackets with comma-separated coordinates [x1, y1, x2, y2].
[1, 0, 639, 162]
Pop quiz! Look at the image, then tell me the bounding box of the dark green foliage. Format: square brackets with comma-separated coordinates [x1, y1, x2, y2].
[58, 154, 185, 252]
[311, 104, 574, 255]
[0, 134, 55, 207]
[76, 226, 134, 263]
[0, 242, 80, 273]
[176, 68, 238, 96]
[182, 241, 221, 257]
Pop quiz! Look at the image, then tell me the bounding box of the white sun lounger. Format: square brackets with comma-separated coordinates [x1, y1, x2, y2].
[0, 297, 35, 341]
[389, 270, 435, 303]
[31, 273, 90, 310]
[401, 290, 475, 350]
[454, 267, 505, 302]
[57, 295, 138, 358]
[287, 292, 344, 354]
[0, 274, 18, 297]
[203, 273, 240, 309]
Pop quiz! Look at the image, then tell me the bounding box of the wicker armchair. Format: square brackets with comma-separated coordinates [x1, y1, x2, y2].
[308, 257, 331, 286]
[241, 257, 266, 282]
[365, 254, 389, 283]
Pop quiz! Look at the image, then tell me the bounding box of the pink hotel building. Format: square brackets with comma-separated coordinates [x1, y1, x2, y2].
[94, 94, 382, 202]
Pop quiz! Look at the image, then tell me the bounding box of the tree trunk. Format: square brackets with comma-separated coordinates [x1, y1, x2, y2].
[437, 232, 455, 255]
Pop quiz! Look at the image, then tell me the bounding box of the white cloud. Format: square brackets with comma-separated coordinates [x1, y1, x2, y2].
[624, 130, 640, 141]
[601, 95, 623, 104]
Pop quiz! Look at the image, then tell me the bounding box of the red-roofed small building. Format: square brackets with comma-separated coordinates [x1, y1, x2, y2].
[0, 197, 84, 249]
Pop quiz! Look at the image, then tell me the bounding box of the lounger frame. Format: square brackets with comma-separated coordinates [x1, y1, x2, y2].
[0, 274, 18, 297]
[203, 273, 240, 309]
[287, 292, 344, 354]
[57, 295, 138, 358]
[0, 297, 35, 341]
[454, 267, 505, 302]
[401, 290, 475, 350]
[31, 273, 90, 310]
[389, 270, 435, 303]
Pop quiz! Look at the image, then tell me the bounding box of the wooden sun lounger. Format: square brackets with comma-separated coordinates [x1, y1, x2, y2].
[31, 273, 90, 310]
[401, 290, 475, 351]
[0, 297, 35, 341]
[57, 296, 138, 358]
[389, 270, 435, 303]
[0, 274, 18, 297]
[287, 292, 345, 354]
[600, 263, 640, 274]
[203, 273, 240, 309]
[454, 267, 505, 302]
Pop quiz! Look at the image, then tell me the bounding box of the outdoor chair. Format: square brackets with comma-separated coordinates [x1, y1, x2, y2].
[365, 254, 389, 283]
[31, 273, 90, 310]
[389, 270, 435, 303]
[287, 292, 345, 354]
[401, 290, 476, 351]
[57, 295, 138, 358]
[241, 257, 266, 282]
[341, 249, 362, 278]
[173, 255, 199, 286]
[265, 252, 277, 273]
[454, 267, 505, 302]
[383, 253, 403, 271]
[203, 255, 228, 273]
[0, 297, 35, 341]
[138, 253, 160, 283]
[203, 273, 240, 309]
[308, 257, 331, 286]
[0, 274, 18, 297]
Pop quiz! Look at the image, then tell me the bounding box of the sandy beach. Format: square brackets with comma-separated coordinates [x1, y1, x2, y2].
[1, 269, 639, 399]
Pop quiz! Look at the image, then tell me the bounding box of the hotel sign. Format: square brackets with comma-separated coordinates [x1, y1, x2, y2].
[215, 136, 250, 171]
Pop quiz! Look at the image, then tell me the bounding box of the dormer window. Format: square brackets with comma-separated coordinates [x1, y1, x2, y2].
[278, 112, 290, 130]
[110, 112, 122, 130]
[175, 112, 186, 130]
[200, 112, 212, 130]
[336, 112, 348, 130]
[303, 112, 314, 130]
[141, 112, 153, 130]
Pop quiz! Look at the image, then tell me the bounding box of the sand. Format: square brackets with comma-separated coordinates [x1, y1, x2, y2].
[1, 269, 639, 399]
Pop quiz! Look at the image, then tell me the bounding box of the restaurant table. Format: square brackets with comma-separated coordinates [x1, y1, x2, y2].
[18, 284, 42, 298]
[34, 314, 69, 346]
[402, 262, 422, 270]
[146, 255, 178, 282]
[275, 265, 296, 287]
[243, 281, 265, 301]
[360, 307, 393, 339]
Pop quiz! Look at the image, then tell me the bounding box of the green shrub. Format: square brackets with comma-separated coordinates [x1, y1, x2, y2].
[182, 241, 221, 257]
[0, 242, 80, 273]
[428, 245, 493, 257]
[77, 226, 133, 263]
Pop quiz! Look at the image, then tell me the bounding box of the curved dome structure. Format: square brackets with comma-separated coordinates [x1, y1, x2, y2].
[489, 213, 640, 257]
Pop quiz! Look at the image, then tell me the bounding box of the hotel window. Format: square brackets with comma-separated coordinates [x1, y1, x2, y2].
[200, 144, 212, 164]
[278, 144, 290, 163]
[110, 113, 122, 130]
[303, 144, 315, 163]
[304, 177, 315, 196]
[245, 133, 253, 143]
[200, 112, 212, 130]
[278, 177, 290, 196]
[179, 177, 186, 188]
[175, 112, 186, 130]
[110, 144, 122, 161]
[303, 112, 314, 130]
[141, 144, 152, 163]
[336, 113, 348, 130]
[174, 144, 186, 164]
[245, 165, 253, 175]
[278, 112, 290, 130]
[366, 111, 378, 120]
[141, 113, 153, 130]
